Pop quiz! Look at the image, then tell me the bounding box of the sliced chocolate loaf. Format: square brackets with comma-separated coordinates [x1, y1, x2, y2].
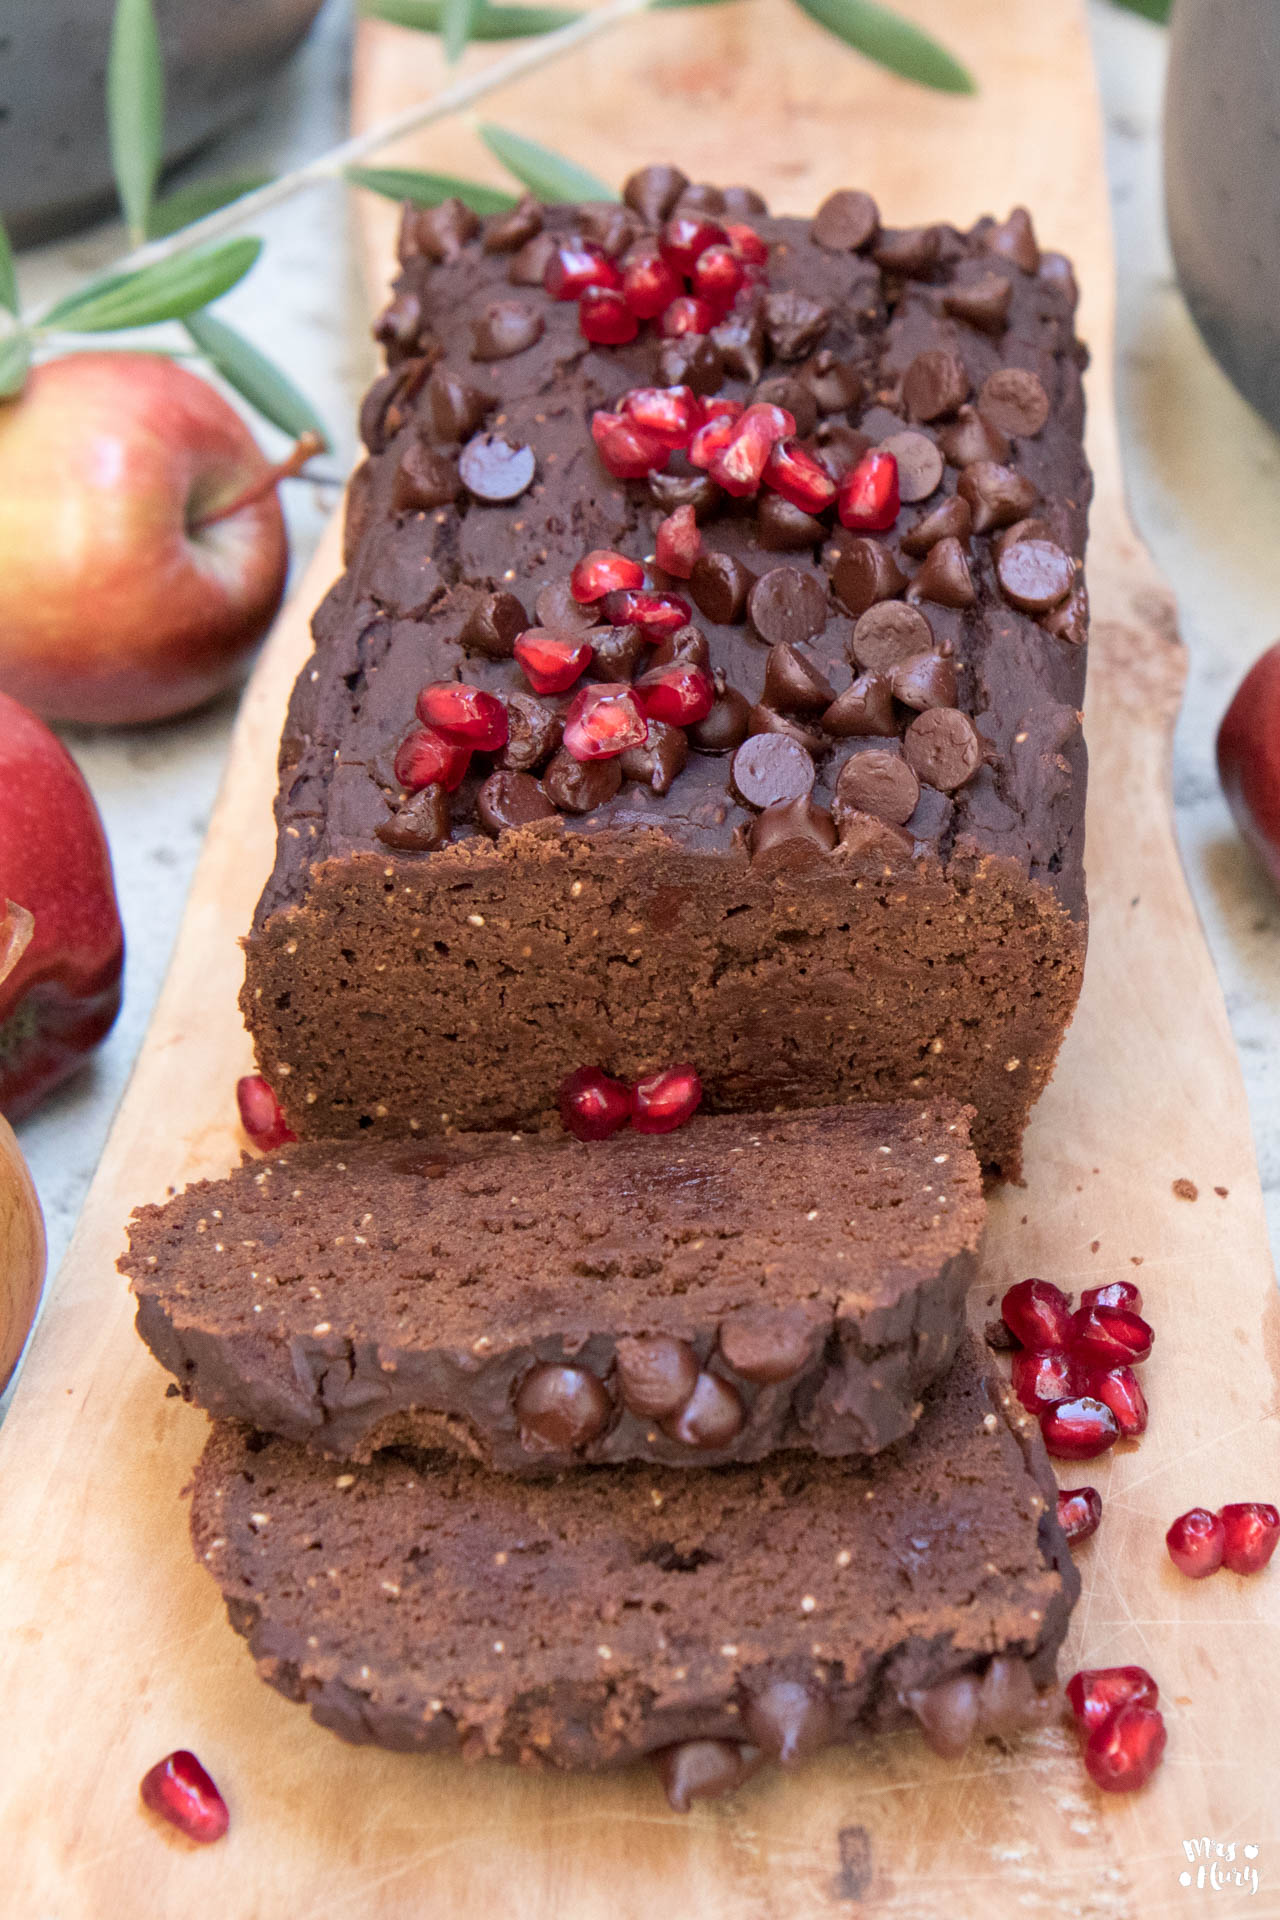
[125, 1100, 982, 1468]
[241, 170, 1090, 1180]
[191, 1336, 1078, 1803]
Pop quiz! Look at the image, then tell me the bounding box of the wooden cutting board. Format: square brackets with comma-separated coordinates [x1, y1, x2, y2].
[2, 2, 1279, 1913]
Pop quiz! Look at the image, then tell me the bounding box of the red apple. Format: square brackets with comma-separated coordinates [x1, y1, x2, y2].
[0, 692, 124, 1117]
[0, 352, 289, 725]
[1218, 640, 1280, 890]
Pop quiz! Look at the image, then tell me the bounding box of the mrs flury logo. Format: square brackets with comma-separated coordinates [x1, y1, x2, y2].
[1179, 1839, 1262, 1897]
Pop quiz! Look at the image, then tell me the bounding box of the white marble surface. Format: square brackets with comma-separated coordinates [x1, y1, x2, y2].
[8, 1, 1280, 1305]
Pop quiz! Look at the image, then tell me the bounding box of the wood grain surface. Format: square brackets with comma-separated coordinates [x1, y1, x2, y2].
[1, 2, 1278, 1913]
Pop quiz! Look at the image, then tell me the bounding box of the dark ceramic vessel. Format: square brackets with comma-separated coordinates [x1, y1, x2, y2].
[0, 0, 325, 245]
[1165, 0, 1280, 433]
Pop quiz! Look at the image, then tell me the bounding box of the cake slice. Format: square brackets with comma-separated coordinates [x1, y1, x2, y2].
[190, 1335, 1078, 1805]
[125, 1100, 982, 1469]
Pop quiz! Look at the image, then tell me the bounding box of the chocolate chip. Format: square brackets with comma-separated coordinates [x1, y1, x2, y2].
[943, 272, 1013, 333]
[395, 203, 425, 266]
[746, 704, 825, 755]
[391, 442, 460, 512]
[482, 193, 543, 254]
[996, 537, 1073, 612]
[649, 623, 710, 674]
[543, 748, 622, 813]
[1039, 249, 1079, 311]
[578, 202, 637, 258]
[748, 566, 828, 646]
[461, 589, 527, 661]
[957, 460, 1037, 533]
[978, 1657, 1041, 1737]
[722, 184, 769, 215]
[731, 732, 815, 809]
[424, 367, 494, 443]
[507, 229, 557, 287]
[719, 1305, 817, 1381]
[748, 796, 836, 866]
[374, 289, 424, 356]
[515, 1362, 611, 1452]
[656, 334, 725, 395]
[830, 539, 908, 619]
[834, 747, 920, 825]
[614, 1335, 699, 1419]
[803, 351, 864, 416]
[660, 1370, 745, 1448]
[907, 535, 975, 609]
[935, 404, 1011, 468]
[588, 622, 646, 682]
[822, 671, 897, 738]
[1043, 578, 1089, 646]
[675, 181, 726, 215]
[993, 515, 1052, 558]
[757, 493, 827, 552]
[755, 376, 818, 441]
[763, 641, 836, 714]
[978, 367, 1050, 437]
[623, 163, 689, 224]
[984, 206, 1040, 274]
[834, 807, 914, 868]
[848, 601, 934, 673]
[688, 687, 751, 754]
[900, 494, 972, 556]
[889, 650, 957, 711]
[907, 1673, 981, 1759]
[812, 188, 879, 253]
[476, 769, 556, 835]
[688, 553, 752, 625]
[903, 708, 983, 791]
[650, 467, 722, 518]
[536, 578, 599, 634]
[501, 691, 562, 771]
[743, 1682, 834, 1767]
[873, 226, 940, 276]
[470, 300, 544, 361]
[653, 1740, 760, 1813]
[903, 350, 971, 423]
[409, 197, 479, 262]
[375, 784, 450, 850]
[879, 430, 943, 503]
[459, 433, 536, 502]
[814, 423, 872, 482]
[712, 302, 766, 383]
[621, 720, 688, 793]
[764, 288, 830, 361]
[359, 367, 407, 454]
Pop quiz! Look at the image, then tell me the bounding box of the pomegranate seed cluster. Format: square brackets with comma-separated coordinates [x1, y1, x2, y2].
[1166, 1502, 1279, 1579]
[1065, 1667, 1167, 1794]
[1000, 1277, 1153, 1466]
[558, 1062, 703, 1141]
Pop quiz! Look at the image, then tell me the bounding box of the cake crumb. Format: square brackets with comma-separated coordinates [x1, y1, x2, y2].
[1172, 1177, 1198, 1202]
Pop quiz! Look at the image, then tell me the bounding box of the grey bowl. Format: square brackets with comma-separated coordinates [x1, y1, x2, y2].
[0, 0, 325, 245]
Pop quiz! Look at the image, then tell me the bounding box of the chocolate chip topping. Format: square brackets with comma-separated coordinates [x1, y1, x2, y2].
[849, 599, 933, 673]
[907, 535, 976, 608]
[675, 182, 726, 215]
[815, 422, 872, 481]
[459, 589, 526, 661]
[984, 207, 1041, 275]
[748, 566, 828, 646]
[476, 769, 556, 835]
[1039, 249, 1079, 309]
[691, 552, 755, 624]
[660, 1370, 745, 1448]
[649, 622, 710, 674]
[903, 350, 971, 422]
[722, 184, 768, 215]
[900, 494, 972, 556]
[374, 288, 424, 356]
[621, 720, 688, 794]
[830, 539, 908, 618]
[535, 579, 599, 634]
[401, 198, 479, 263]
[718, 1305, 817, 1382]
[811, 188, 879, 253]
[623, 163, 689, 224]
[902, 708, 984, 791]
[688, 688, 751, 754]
[500, 692, 562, 772]
[579, 202, 637, 258]
[993, 515, 1053, 558]
[755, 375, 819, 441]
[650, 467, 722, 518]
[543, 749, 622, 813]
[515, 1363, 611, 1452]
[653, 1740, 760, 1813]
[833, 807, 914, 867]
[803, 351, 864, 416]
[907, 1671, 980, 1758]
[907, 1655, 1046, 1759]
[747, 705, 825, 755]
[757, 493, 827, 552]
[942, 272, 1013, 333]
[822, 670, 897, 738]
[957, 460, 1037, 533]
[614, 1335, 699, 1419]
[889, 651, 958, 711]
[874, 225, 941, 276]
[470, 300, 544, 361]
[731, 732, 815, 809]
[748, 795, 837, 865]
[763, 289, 830, 361]
[424, 366, 494, 443]
[936, 404, 1012, 468]
[879, 430, 943, 503]
[657, 335, 725, 395]
[507, 229, 557, 286]
[763, 642, 837, 713]
[1043, 579, 1089, 646]
[391, 442, 461, 512]
[978, 367, 1050, 438]
[481, 193, 543, 254]
[587, 623, 646, 682]
[459, 433, 536, 502]
[375, 785, 450, 851]
[996, 537, 1073, 612]
[743, 1682, 835, 1766]
[834, 747, 920, 826]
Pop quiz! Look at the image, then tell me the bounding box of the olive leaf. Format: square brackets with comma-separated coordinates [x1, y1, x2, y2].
[1109, 0, 1170, 19]
[360, 0, 583, 35]
[148, 172, 272, 240]
[0, 334, 31, 400]
[108, 0, 166, 243]
[184, 310, 329, 445]
[792, 0, 974, 93]
[478, 123, 615, 203]
[41, 238, 263, 334]
[0, 219, 17, 318]
[347, 166, 517, 215]
[442, 0, 481, 59]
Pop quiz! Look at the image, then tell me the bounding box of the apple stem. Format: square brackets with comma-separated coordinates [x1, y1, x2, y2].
[188, 431, 326, 531]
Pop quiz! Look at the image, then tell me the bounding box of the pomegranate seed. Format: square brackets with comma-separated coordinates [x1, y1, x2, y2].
[235, 1074, 296, 1151]
[562, 683, 648, 761]
[655, 504, 702, 579]
[590, 410, 671, 480]
[635, 664, 715, 727]
[139, 1750, 229, 1844]
[1070, 1303, 1154, 1369]
[659, 213, 729, 275]
[622, 248, 684, 319]
[579, 286, 639, 346]
[544, 241, 621, 301]
[1000, 1278, 1074, 1353]
[1219, 1501, 1280, 1575]
[558, 1065, 633, 1142]
[691, 244, 745, 307]
[621, 385, 702, 448]
[416, 681, 509, 752]
[724, 223, 769, 266]
[1058, 1486, 1103, 1545]
[688, 408, 744, 470]
[632, 1063, 703, 1134]
[1040, 1395, 1120, 1460]
[393, 726, 471, 793]
[599, 588, 692, 637]
[514, 631, 593, 695]
[1165, 1507, 1225, 1578]
[1066, 1666, 1159, 1737]
[659, 296, 718, 338]
[1011, 1347, 1084, 1413]
[707, 402, 796, 497]
[1080, 1280, 1143, 1315]
[1088, 1364, 1148, 1438]
[1083, 1703, 1167, 1793]
[837, 449, 901, 531]
[571, 549, 646, 602]
[762, 437, 838, 513]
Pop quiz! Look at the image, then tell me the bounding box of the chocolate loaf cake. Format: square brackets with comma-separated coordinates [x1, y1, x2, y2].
[125, 1101, 983, 1468]
[241, 169, 1090, 1179]
[190, 1336, 1078, 1802]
